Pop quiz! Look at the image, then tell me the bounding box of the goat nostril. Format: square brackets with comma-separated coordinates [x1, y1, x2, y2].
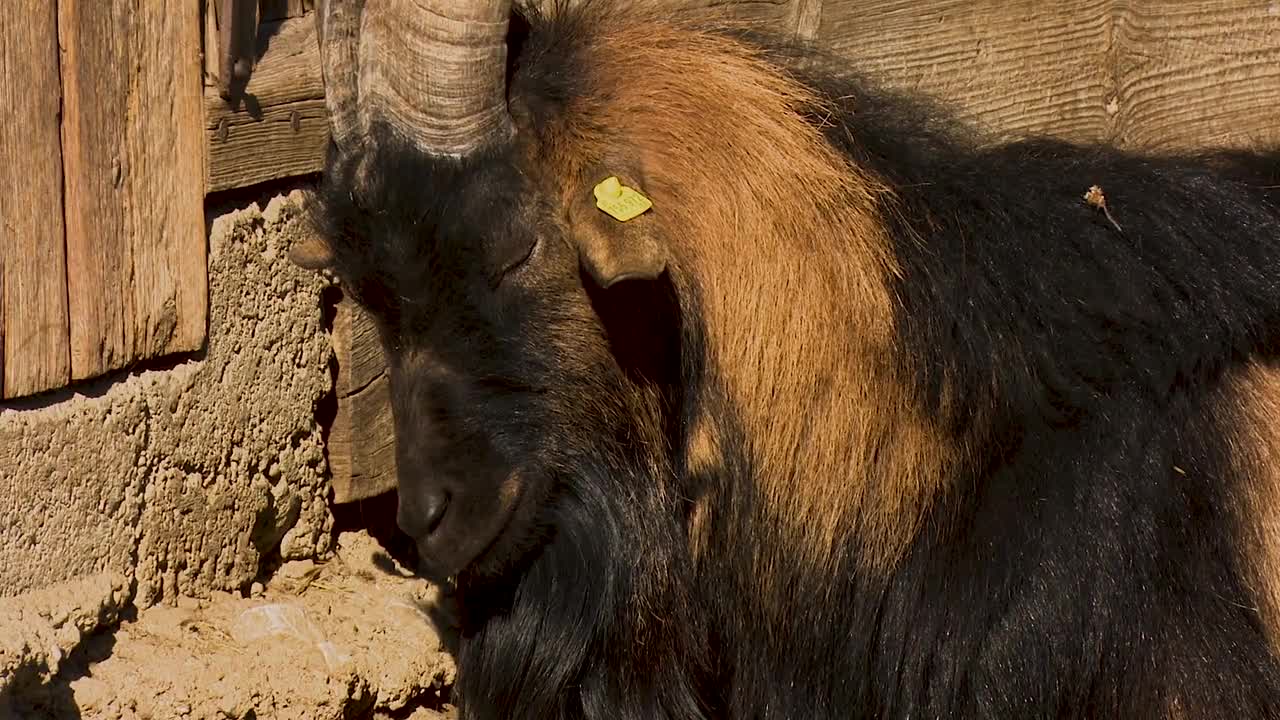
[421, 491, 450, 535]
[398, 490, 451, 540]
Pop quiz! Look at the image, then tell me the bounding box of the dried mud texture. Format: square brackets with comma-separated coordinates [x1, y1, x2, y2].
[6, 532, 458, 720]
[0, 572, 130, 701]
[0, 191, 335, 606]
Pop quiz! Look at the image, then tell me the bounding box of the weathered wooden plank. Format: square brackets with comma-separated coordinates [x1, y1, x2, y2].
[203, 0, 313, 90]
[206, 97, 332, 193]
[216, 0, 261, 98]
[0, 259, 4, 395]
[671, 0, 798, 25]
[789, 0, 824, 40]
[0, 1, 70, 399]
[204, 0, 221, 87]
[204, 15, 330, 194]
[525, 0, 798, 24]
[330, 295, 397, 504]
[60, 0, 208, 381]
[336, 299, 387, 398]
[1111, 1, 1280, 150]
[816, 0, 1116, 143]
[330, 373, 399, 504]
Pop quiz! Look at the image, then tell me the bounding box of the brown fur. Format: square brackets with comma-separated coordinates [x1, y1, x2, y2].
[514, 6, 960, 576]
[1220, 361, 1280, 652]
[684, 414, 720, 565]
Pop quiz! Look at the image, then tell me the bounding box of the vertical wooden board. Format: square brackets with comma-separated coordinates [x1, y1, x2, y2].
[0, 258, 4, 394]
[790, 0, 825, 40]
[330, 373, 399, 504]
[815, 0, 1116, 142]
[204, 0, 221, 86]
[1111, 1, 1280, 150]
[330, 295, 397, 504]
[0, 1, 70, 399]
[60, 0, 208, 382]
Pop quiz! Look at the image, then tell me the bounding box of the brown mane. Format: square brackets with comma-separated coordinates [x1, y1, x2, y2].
[513, 5, 960, 575]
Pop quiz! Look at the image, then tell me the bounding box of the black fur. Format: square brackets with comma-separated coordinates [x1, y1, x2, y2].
[308, 3, 1280, 718]
[811, 72, 1280, 716]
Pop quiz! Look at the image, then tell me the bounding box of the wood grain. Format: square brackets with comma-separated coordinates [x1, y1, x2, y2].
[0, 1, 70, 399]
[1110, 0, 1280, 150]
[816, 0, 1116, 143]
[789, 0, 824, 40]
[0, 256, 4, 395]
[335, 296, 387, 398]
[330, 373, 399, 504]
[667, 0, 798, 26]
[204, 16, 330, 193]
[330, 295, 397, 504]
[59, 0, 208, 382]
[204, 0, 221, 87]
[531, 0, 799, 25]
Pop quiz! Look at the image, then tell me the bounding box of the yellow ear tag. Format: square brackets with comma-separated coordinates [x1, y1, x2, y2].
[593, 176, 652, 222]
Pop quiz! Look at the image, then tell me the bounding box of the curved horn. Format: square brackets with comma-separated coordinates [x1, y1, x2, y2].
[320, 0, 515, 158]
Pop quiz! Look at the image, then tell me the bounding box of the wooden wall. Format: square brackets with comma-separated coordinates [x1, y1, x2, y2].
[1, 2, 68, 399]
[0, 0, 207, 400]
[819, 0, 1280, 150]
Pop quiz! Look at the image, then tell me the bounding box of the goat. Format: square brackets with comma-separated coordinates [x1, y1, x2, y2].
[292, 1, 1280, 717]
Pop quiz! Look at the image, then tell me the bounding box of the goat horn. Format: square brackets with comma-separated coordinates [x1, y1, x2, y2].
[319, 0, 515, 158]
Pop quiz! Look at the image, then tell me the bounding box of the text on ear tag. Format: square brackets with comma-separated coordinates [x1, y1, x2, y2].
[594, 176, 653, 222]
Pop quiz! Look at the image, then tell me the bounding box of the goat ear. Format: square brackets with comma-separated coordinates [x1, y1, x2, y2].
[576, 220, 668, 288]
[287, 234, 336, 271]
[572, 174, 668, 288]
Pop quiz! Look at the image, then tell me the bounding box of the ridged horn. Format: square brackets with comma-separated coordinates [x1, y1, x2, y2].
[318, 0, 515, 158]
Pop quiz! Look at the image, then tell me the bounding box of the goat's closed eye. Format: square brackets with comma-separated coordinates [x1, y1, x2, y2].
[494, 237, 539, 286]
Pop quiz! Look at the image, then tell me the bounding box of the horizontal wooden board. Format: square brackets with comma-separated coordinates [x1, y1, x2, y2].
[205, 15, 330, 193]
[816, 0, 1280, 151]
[530, 0, 800, 25]
[1110, 0, 1280, 150]
[663, 0, 799, 26]
[60, 0, 208, 382]
[816, 0, 1116, 142]
[0, 1, 70, 399]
